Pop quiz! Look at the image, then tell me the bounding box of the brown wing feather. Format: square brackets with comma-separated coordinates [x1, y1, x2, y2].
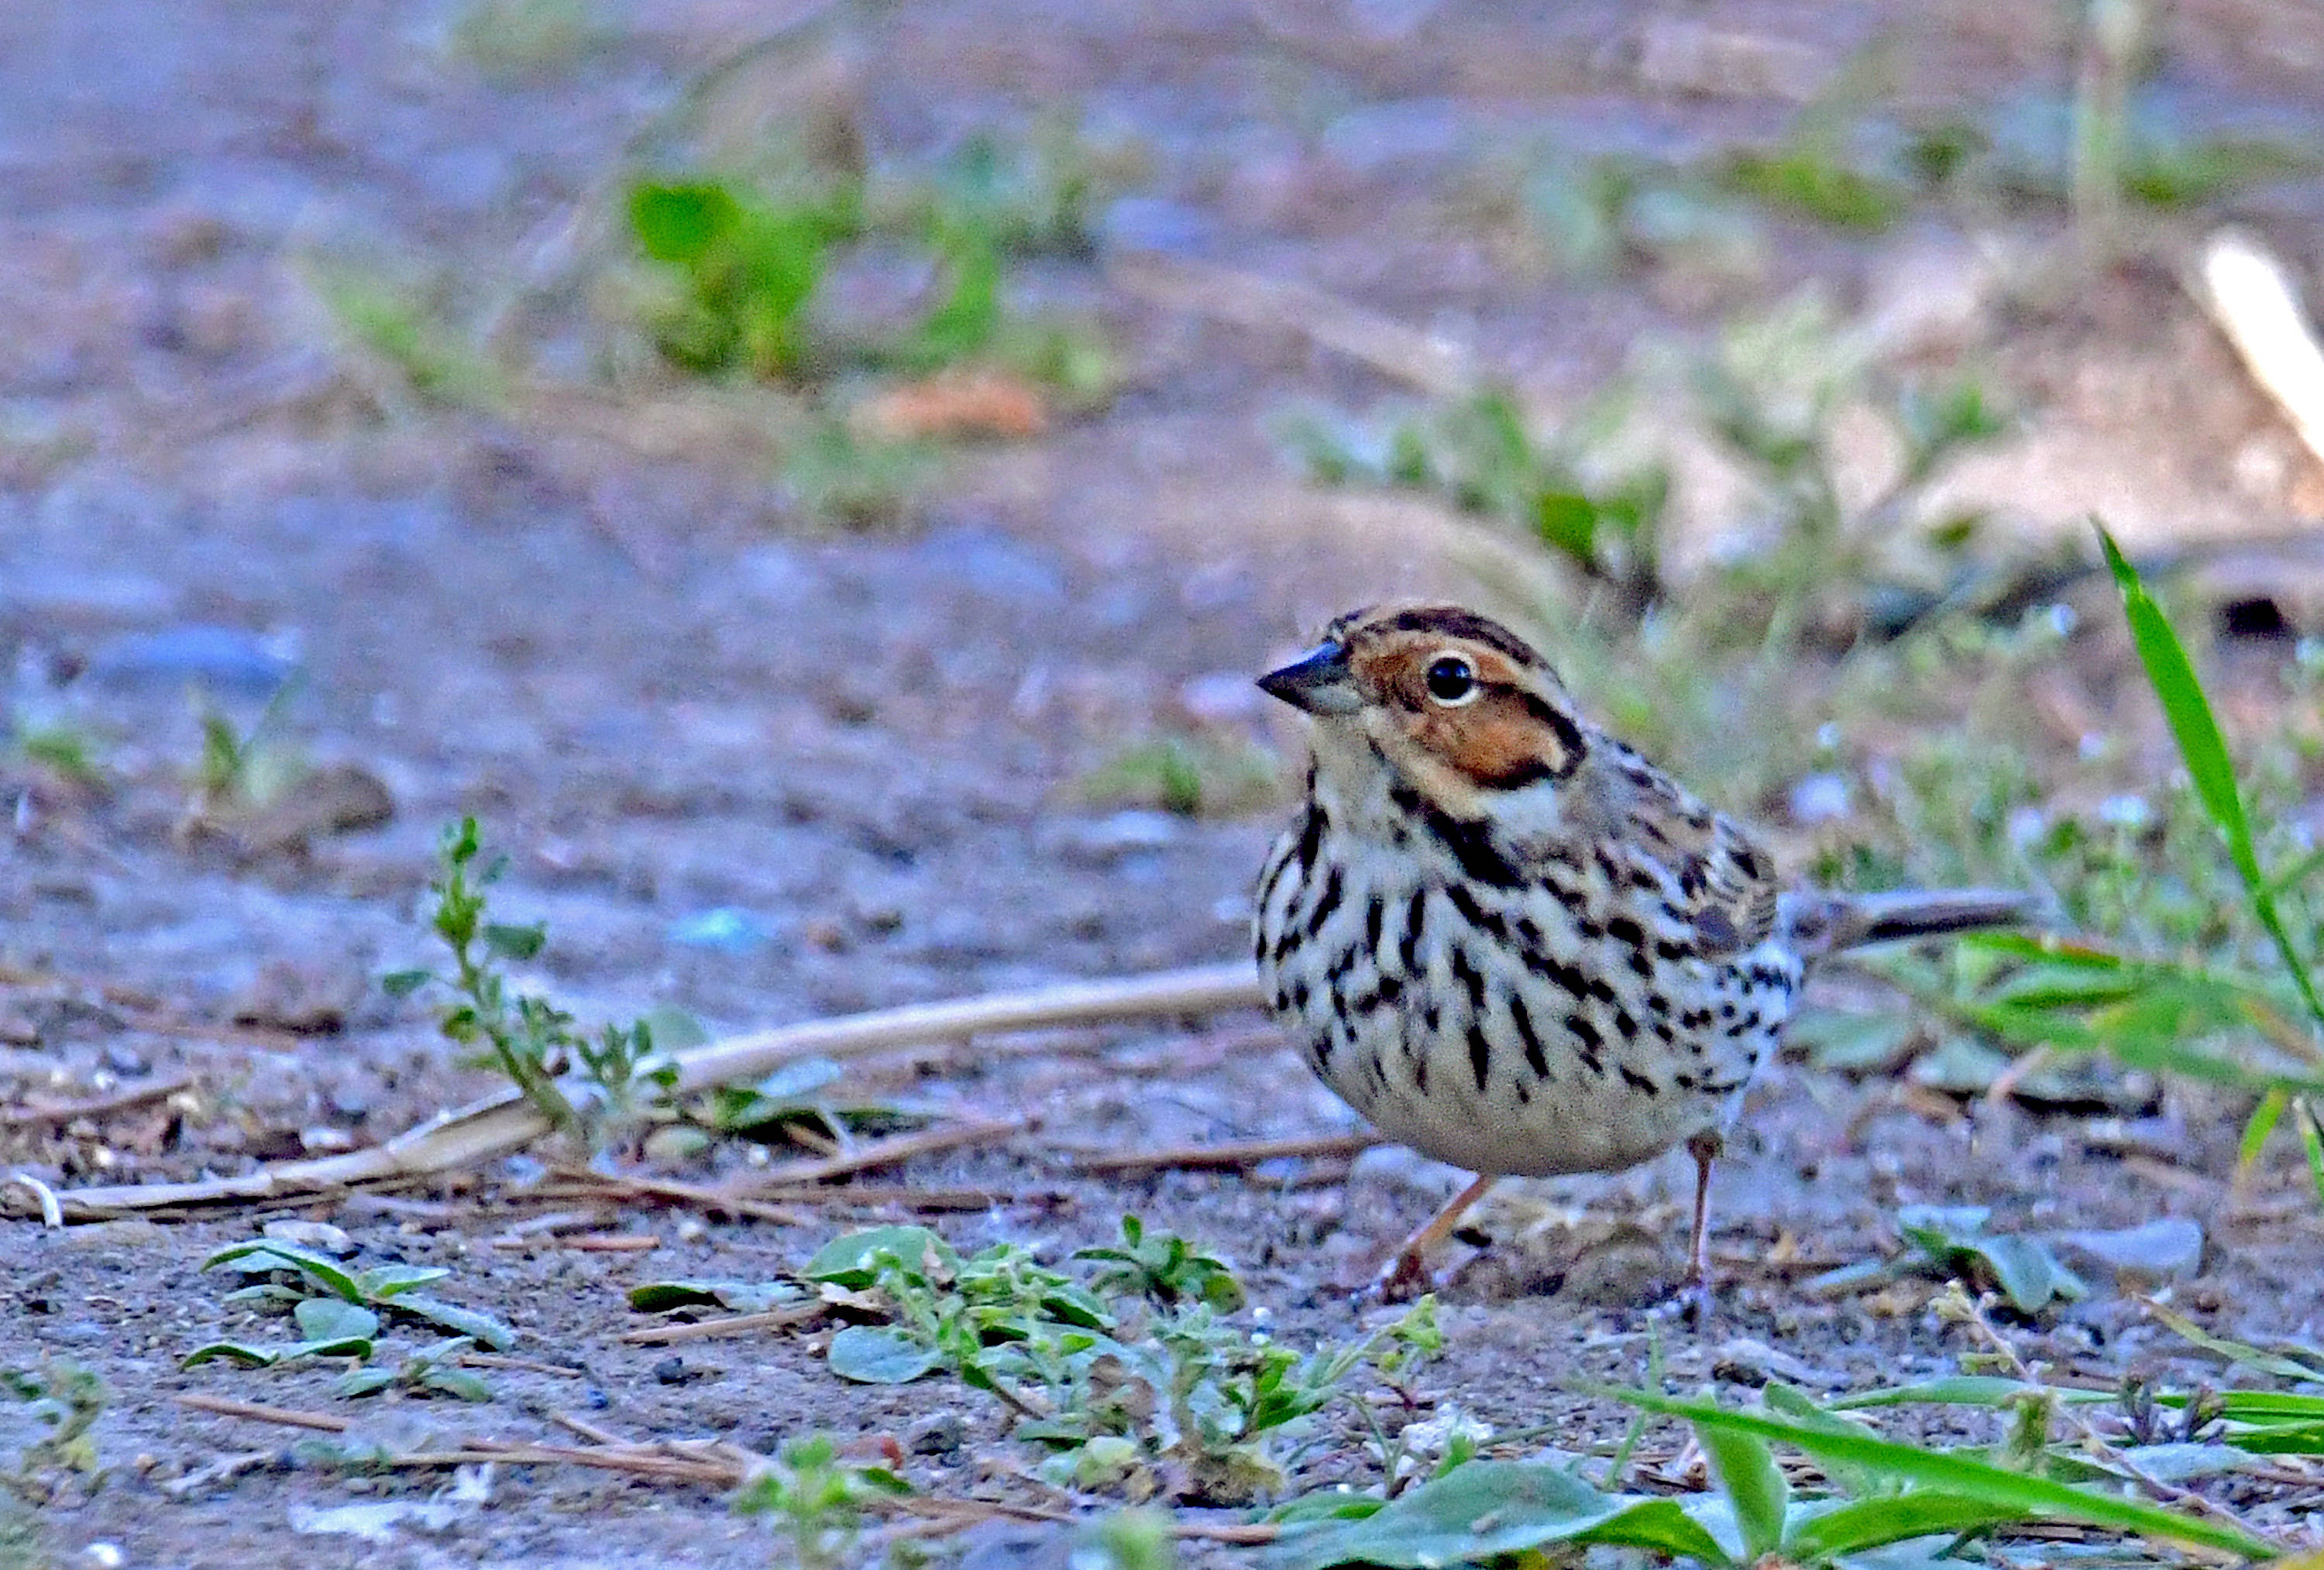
[1588, 738, 1780, 958]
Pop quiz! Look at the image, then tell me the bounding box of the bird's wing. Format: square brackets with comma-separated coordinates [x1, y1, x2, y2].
[1590, 741, 1781, 958]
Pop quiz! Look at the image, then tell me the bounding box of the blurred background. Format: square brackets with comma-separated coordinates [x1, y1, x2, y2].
[5, 0, 2324, 1555]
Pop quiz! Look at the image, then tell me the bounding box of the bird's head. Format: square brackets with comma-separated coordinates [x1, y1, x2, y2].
[1258, 604, 1589, 811]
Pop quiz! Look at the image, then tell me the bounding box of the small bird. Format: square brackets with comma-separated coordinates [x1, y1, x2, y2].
[1252, 603, 2027, 1300]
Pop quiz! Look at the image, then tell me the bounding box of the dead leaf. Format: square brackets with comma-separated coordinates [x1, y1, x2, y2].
[851, 370, 1049, 443]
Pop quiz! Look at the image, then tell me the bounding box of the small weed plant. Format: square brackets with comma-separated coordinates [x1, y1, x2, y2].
[803, 1218, 1439, 1504]
[1, 1359, 105, 1503]
[1862, 527, 2324, 1198]
[183, 1234, 514, 1399]
[385, 817, 676, 1149]
[731, 1434, 909, 1570]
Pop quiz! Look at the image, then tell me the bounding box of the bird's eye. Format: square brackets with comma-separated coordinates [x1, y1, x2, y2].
[1425, 654, 1478, 704]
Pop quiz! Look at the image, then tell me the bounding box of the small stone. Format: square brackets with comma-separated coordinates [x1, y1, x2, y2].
[2053, 1218, 2205, 1285]
[667, 907, 774, 953]
[264, 1218, 355, 1256]
[641, 1125, 712, 1164]
[84, 624, 294, 695]
[1787, 773, 1851, 826]
[906, 1410, 966, 1455]
[102, 1043, 150, 1077]
[227, 958, 365, 1034]
[652, 1355, 688, 1385]
[1713, 1336, 1841, 1389]
[1635, 19, 1829, 101]
[228, 763, 395, 857]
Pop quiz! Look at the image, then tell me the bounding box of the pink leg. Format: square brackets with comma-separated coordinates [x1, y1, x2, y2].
[1683, 1131, 1721, 1311]
[1378, 1172, 1500, 1299]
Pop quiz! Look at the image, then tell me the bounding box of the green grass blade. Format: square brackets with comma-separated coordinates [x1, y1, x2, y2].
[2298, 1098, 2324, 1209]
[1692, 1421, 1786, 1558]
[1602, 1390, 2278, 1558]
[2145, 1300, 2324, 1383]
[199, 1240, 364, 1303]
[1265, 1462, 1734, 1570]
[2240, 1089, 2291, 1177]
[1784, 1492, 2045, 1559]
[2099, 522, 2324, 1028]
[2264, 844, 2324, 901]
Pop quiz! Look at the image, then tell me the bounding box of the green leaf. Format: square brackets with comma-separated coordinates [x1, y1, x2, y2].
[827, 1325, 942, 1385]
[627, 1280, 799, 1314]
[418, 1367, 495, 1402]
[483, 921, 547, 961]
[294, 1299, 380, 1345]
[180, 1342, 281, 1369]
[1896, 1205, 2085, 1313]
[1785, 1491, 2044, 1559]
[2144, 1301, 2324, 1383]
[638, 1005, 710, 1052]
[380, 969, 433, 999]
[1693, 1419, 1786, 1558]
[1534, 491, 1600, 564]
[630, 181, 740, 263]
[1602, 1390, 2278, 1558]
[201, 1240, 364, 1303]
[393, 1295, 517, 1351]
[1267, 1462, 1732, 1570]
[1830, 1376, 2061, 1410]
[2298, 1097, 2324, 1210]
[802, 1226, 957, 1289]
[355, 1264, 452, 1300]
[2239, 1088, 2291, 1175]
[333, 1368, 397, 1398]
[2099, 521, 2324, 1027]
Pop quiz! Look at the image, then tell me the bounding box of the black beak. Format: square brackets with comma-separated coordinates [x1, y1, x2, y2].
[1257, 640, 1360, 715]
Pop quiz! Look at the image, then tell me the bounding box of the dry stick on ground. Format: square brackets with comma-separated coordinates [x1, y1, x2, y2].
[1109, 252, 1487, 401]
[740, 1115, 1030, 1189]
[1067, 1131, 1380, 1173]
[545, 1170, 811, 1226]
[30, 963, 1262, 1221]
[173, 1393, 1286, 1541]
[622, 1303, 827, 1345]
[2, 1076, 193, 1129]
[2192, 228, 2324, 472]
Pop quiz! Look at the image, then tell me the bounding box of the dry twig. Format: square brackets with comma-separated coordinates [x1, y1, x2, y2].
[1066, 1131, 1380, 1173]
[621, 1303, 827, 1345]
[30, 963, 1260, 1220]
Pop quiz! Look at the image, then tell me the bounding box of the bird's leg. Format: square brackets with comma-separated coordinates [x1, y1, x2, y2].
[1377, 1172, 1499, 1300]
[1667, 1130, 1722, 1323]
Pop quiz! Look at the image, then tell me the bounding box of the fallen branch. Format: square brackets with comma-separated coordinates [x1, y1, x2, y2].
[174, 1393, 350, 1433]
[742, 1116, 1030, 1189]
[544, 1170, 810, 1225]
[621, 1304, 827, 1345]
[2191, 228, 2324, 472]
[2, 1076, 192, 1129]
[1109, 253, 1483, 400]
[172, 1394, 1288, 1542]
[1067, 1131, 1380, 1173]
[27, 963, 1262, 1221]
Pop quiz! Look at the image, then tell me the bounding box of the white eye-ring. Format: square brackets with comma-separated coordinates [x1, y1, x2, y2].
[1424, 652, 1480, 705]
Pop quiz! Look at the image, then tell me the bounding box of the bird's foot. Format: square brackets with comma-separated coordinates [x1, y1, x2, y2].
[1648, 1273, 1714, 1328]
[1368, 1245, 1438, 1304]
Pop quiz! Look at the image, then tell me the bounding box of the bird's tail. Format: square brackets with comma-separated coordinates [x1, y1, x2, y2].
[1781, 888, 2033, 959]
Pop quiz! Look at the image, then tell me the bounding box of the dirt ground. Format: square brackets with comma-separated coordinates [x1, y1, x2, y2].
[5, 2, 2324, 1566]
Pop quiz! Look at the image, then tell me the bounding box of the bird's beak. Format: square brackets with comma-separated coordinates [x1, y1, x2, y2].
[1257, 641, 1361, 716]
